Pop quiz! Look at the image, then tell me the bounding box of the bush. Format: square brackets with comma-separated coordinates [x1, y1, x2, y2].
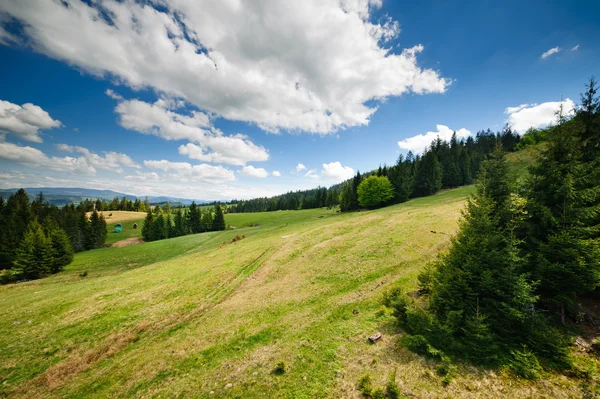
[357, 374, 373, 397]
[508, 348, 542, 380]
[357, 176, 394, 209]
[0, 269, 18, 284]
[385, 370, 400, 399]
[381, 287, 411, 326]
[417, 262, 435, 293]
[272, 361, 285, 375]
[371, 388, 386, 399]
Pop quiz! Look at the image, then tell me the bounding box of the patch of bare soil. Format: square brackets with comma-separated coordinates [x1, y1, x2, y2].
[111, 237, 144, 248]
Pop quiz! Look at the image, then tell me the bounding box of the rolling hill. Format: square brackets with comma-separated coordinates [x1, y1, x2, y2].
[1, 184, 596, 398]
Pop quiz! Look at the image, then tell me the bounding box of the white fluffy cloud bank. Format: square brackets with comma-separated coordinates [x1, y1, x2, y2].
[238, 165, 269, 179]
[0, 99, 62, 142]
[321, 161, 355, 182]
[0, 0, 449, 134]
[505, 99, 575, 133]
[0, 142, 138, 175]
[143, 160, 235, 183]
[109, 93, 269, 166]
[398, 125, 471, 153]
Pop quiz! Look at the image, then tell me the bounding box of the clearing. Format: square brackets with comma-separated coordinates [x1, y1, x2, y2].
[1, 186, 596, 398]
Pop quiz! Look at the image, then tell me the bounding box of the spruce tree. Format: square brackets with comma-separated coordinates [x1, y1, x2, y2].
[14, 222, 53, 280]
[142, 208, 155, 241]
[49, 228, 74, 273]
[428, 152, 536, 363]
[212, 205, 226, 231]
[413, 151, 442, 197]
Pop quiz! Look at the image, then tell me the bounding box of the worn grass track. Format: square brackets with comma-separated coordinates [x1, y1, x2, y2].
[1, 186, 596, 398]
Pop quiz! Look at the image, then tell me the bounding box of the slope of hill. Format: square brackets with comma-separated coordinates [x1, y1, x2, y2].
[1, 185, 595, 398]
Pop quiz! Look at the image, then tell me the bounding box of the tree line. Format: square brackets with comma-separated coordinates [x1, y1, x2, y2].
[0, 190, 107, 283]
[141, 202, 226, 242]
[384, 78, 600, 378]
[219, 125, 521, 214]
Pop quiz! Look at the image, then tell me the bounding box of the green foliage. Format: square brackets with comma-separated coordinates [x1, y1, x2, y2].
[357, 176, 394, 209]
[413, 151, 442, 197]
[357, 374, 373, 397]
[417, 262, 435, 292]
[49, 228, 74, 273]
[507, 348, 542, 380]
[14, 222, 52, 280]
[385, 370, 400, 399]
[272, 361, 286, 375]
[212, 205, 226, 231]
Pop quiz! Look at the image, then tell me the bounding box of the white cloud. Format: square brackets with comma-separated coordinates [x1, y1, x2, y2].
[398, 125, 471, 153]
[0, 99, 62, 142]
[571, 44, 580, 51]
[238, 165, 269, 178]
[143, 159, 235, 183]
[124, 171, 160, 182]
[272, 170, 281, 177]
[57, 144, 140, 173]
[295, 163, 307, 173]
[541, 47, 560, 59]
[304, 169, 319, 179]
[110, 94, 269, 166]
[321, 161, 354, 182]
[0, 0, 449, 135]
[505, 98, 575, 133]
[0, 141, 95, 175]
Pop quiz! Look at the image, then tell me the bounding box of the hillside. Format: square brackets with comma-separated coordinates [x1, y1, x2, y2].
[1, 184, 596, 398]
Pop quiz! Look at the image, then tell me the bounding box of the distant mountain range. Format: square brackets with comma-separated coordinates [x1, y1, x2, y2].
[0, 187, 207, 206]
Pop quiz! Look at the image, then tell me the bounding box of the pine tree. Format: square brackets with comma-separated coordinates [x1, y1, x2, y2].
[14, 222, 53, 280]
[142, 208, 155, 241]
[413, 151, 442, 197]
[339, 182, 353, 212]
[428, 154, 537, 363]
[49, 228, 74, 273]
[172, 209, 187, 237]
[201, 209, 214, 232]
[187, 202, 201, 233]
[350, 171, 362, 210]
[525, 102, 600, 322]
[212, 205, 226, 231]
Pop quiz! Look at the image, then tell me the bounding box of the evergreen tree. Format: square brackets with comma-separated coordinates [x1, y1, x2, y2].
[172, 209, 187, 237]
[14, 222, 53, 280]
[86, 210, 107, 249]
[187, 202, 202, 233]
[350, 171, 362, 210]
[212, 205, 226, 231]
[427, 154, 537, 363]
[339, 182, 353, 212]
[201, 209, 214, 232]
[525, 103, 600, 322]
[142, 208, 155, 241]
[49, 228, 74, 273]
[413, 151, 442, 197]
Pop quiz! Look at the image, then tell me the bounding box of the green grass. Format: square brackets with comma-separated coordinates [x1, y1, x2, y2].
[0, 185, 595, 398]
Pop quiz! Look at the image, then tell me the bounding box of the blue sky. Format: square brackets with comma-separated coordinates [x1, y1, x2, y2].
[0, 0, 598, 200]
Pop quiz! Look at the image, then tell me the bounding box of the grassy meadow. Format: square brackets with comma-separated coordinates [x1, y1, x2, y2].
[1, 185, 597, 398]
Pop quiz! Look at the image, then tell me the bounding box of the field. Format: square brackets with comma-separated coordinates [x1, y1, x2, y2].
[1, 186, 596, 398]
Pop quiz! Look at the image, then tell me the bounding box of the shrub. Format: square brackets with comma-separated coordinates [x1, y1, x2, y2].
[371, 388, 386, 399]
[381, 287, 411, 327]
[385, 370, 400, 399]
[417, 262, 435, 293]
[357, 176, 394, 209]
[79, 270, 88, 278]
[357, 374, 373, 397]
[508, 348, 542, 380]
[272, 361, 285, 375]
[0, 269, 18, 284]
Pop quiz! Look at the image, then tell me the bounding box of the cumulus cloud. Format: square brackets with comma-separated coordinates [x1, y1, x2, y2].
[541, 47, 560, 59]
[238, 165, 269, 178]
[295, 163, 307, 173]
[272, 170, 281, 177]
[398, 125, 471, 153]
[505, 99, 575, 133]
[143, 159, 235, 183]
[304, 169, 319, 179]
[109, 94, 269, 166]
[57, 144, 140, 173]
[0, 141, 95, 175]
[0, 0, 449, 134]
[0, 99, 62, 142]
[321, 161, 355, 182]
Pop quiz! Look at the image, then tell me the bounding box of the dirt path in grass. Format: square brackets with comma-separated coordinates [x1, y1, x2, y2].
[111, 237, 144, 248]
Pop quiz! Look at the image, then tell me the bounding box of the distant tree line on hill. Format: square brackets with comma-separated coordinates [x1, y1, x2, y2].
[0, 189, 107, 283]
[75, 196, 151, 213]
[222, 124, 521, 214]
[141, 202, 226, 242]
[385, 78, 600, 378]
